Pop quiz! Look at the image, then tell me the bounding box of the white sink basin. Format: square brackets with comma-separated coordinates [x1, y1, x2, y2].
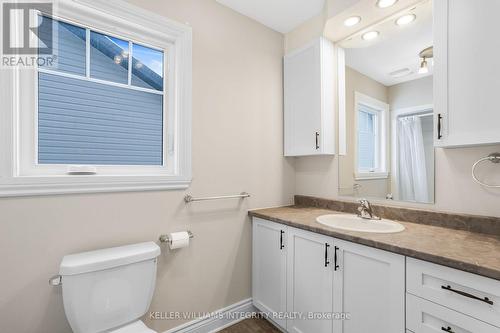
[316, 214, 405, 233]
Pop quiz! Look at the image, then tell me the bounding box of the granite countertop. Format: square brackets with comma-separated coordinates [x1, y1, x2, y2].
[249, 205, 500, 281]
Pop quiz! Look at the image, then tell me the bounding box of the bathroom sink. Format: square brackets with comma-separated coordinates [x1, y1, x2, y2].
[316, 214, 405, 233]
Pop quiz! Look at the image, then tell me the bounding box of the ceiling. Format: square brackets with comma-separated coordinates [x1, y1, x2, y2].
[341, 0, 433, 86]
[324, 0, 425, 42]
[215, 0, 326, 33]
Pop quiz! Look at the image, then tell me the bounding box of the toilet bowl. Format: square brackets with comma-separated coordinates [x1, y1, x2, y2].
[58, 242, 161, 333]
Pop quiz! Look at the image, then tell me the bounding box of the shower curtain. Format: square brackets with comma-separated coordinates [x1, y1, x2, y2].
[397, 116, 429, 202]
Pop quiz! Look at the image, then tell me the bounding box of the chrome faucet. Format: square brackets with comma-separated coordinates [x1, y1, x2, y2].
[357, 199, 381, 220]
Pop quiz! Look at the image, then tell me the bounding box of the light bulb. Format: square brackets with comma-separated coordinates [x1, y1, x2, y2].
[418, 59, 428, 74]
[362, 31, 379, 40]
[114, 55, 122, 64]
[376, 0, 398, 8]
[344, 16, 361, 27]
[396, 14, 416, 26]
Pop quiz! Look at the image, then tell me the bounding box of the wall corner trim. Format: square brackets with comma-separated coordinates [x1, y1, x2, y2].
[162, 298, 257, 333]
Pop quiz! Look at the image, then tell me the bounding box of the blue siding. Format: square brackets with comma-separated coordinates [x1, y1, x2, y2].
[38, 73, 163, 165]
[38, 16, 86, 76]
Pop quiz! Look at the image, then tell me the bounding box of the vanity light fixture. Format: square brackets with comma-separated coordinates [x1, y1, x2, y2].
[376, 0, 398, 9]
[362, 31, 379, 40]
[344, 16, 362, 27]
[418, 46, 433, 74]
[396, 14, 416, 26]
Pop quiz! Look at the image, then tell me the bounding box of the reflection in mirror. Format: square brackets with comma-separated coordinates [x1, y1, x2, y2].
[338, 0, 434, 204]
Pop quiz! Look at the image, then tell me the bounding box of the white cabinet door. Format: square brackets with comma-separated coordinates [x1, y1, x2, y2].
[434, 0, 500, 147]
[286, 227, 334, 333]
[333, 239, 405, 333]
[252, 218, 287, 330]
[284, 37, 335, 156]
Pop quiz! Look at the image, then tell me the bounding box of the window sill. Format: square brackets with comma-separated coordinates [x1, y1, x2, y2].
[354, 172, 389, 180]
[0, 176, 191, 197]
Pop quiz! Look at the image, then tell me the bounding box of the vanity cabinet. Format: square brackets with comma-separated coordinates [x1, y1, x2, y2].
[284, 37, 335, 156]
[252, 217, 405, 333]
[252, 219, 287, 330]
[253, 217, 500, 333]
[333, 239, 405, 333]
[434, 0, 500, 147]
[286, 228, 334, 333]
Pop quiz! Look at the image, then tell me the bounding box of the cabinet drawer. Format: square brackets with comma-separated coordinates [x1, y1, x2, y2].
[407, 294, 499, 333]
[407, 258, 500, 327]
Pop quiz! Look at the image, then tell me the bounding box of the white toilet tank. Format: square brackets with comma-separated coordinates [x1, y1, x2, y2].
[59, 242, 161, 333]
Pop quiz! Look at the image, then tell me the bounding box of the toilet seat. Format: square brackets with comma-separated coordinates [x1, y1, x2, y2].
[107, 320, 156, 333]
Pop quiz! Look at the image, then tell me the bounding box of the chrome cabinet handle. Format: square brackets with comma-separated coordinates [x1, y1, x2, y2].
[315, 132, 320, 149]
[441, 326, 455, 333]
[280, 230, 285, 250]
[441, 285, 494, 305]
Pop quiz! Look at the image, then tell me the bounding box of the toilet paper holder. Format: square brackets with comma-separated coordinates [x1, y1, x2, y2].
[159, 231, 194, 244]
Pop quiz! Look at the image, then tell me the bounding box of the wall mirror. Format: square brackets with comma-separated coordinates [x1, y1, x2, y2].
[338, 0, 434, 204]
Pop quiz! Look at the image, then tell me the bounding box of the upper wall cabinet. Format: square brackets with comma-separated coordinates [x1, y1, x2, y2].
[284, 37, 335, 156]
[434, 0, 500, 147]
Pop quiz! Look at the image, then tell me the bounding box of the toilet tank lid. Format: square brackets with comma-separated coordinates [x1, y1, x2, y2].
[59, 242, 161, 276]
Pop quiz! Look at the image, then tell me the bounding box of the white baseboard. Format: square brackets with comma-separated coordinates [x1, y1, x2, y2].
[162, 298, 257, 333]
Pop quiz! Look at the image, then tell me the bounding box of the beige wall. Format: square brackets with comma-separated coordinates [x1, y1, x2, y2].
[338, 67, 389, 198]
[0, 1, 294, 332]
[284, 12, 326, 53]
[388, 76, 433, 110]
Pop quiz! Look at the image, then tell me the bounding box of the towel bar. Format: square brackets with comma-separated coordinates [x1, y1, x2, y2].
[471, 153, 500, 188]
[184, 192, 250, 203]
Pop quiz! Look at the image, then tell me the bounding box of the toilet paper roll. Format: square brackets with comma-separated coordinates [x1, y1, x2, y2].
[168, 231, 190, 250]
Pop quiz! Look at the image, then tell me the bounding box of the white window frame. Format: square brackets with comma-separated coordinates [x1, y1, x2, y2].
[354, 92, 389, 180]
[0, 0, 192, 196]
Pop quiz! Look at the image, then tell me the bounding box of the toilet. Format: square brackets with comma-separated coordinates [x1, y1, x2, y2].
[58, 242, 161, 333]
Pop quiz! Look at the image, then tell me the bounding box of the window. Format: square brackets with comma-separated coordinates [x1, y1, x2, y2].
[38, 17, 165, 167]
[354, 92, 389, 180]
[0, 0, 192, 196]
[357, 106, 377, 172]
